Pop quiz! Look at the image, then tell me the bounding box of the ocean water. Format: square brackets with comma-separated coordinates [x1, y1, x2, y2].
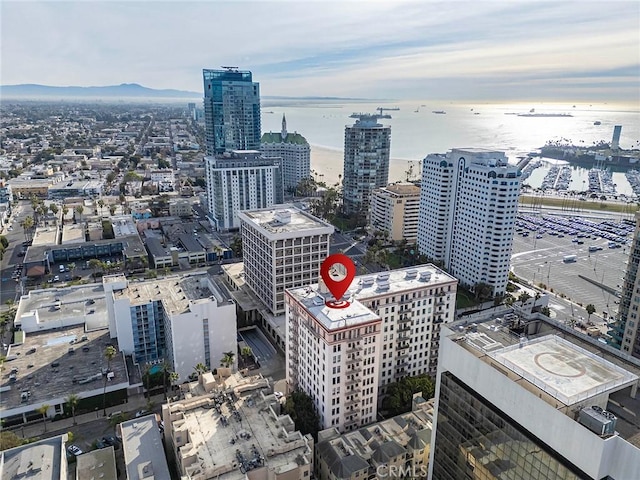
[261, 99, 640, 188]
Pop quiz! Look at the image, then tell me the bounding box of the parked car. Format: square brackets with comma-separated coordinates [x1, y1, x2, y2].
[135, 410, 150, 418]
[67, 445, 83, 456]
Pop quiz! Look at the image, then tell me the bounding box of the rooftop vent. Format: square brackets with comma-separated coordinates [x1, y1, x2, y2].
[419, 271, 432, 282]
[405, 269, 417, 280]
[377, 273, 390, 282]
[377, 280, 390, 292]
[361, 277, 374, 287]
[273, 211, 291, 225]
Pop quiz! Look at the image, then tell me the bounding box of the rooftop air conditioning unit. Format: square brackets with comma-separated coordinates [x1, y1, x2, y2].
[579, 406, 617, 436]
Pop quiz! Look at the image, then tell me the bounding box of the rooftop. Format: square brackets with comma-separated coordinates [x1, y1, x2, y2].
[121, 415, 171, 480]
[165, 374, 313, 479]
[61, 224, 85, 244]
[261, 132, 309, 145]
[15, 284, 109, 331]
[238, 204, 334, 237]
[489, 335, 637, 405]
[76, 446, 117, 480]
[115, 274, 229, 315]
[348, 265, 457, 300]
[0, 326, 128, 415]
[31, 226, 58, 247]
[287, 286, 381, 332]
[446, 311, 640, 444]
[0, 434, 67, 480]
[376, 183, 421, 197]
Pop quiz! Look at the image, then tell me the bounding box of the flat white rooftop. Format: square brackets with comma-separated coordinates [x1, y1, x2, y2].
[488, 335, 639, 405]
[239, 204, 333, 236]
[288, 286, 380, 331]
[347, 265, 456, 299]
[121, 416, 171, 480]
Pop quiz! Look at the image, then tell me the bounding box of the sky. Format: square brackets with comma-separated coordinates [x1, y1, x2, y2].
[1, 1, 639, 102]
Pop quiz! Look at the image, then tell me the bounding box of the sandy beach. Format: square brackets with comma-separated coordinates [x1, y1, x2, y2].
[310, 145, 420, 186]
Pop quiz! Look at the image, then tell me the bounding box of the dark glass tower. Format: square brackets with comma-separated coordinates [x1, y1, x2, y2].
[203, 68, 261, 155]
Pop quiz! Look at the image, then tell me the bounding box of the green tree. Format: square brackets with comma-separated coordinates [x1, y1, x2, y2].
[20, 215, 35, 242]
[36, 404, 49, 432]
[68, 262, 76, 278]
[241, 346, 253, 358]
[0, 430, 30, 450]
[474, 282, 493, 302]
[62, 206, 69, 224]
[382, 375, 435, 417]
[102, 345, 117, 416]
[518, 291, 532, 307]
[75, 205, 84, 222]
[66, 394, 80, 425]
[230, 236, 242, 257]
[109, 205, 117, 216]
[220, 351, 235, 368]
[49, 203, 59, 220]
[97, 199, 105, 216]
[585, 304, 596, 322]
[88, 258, 104, 278]
[283, 390, 320, 440]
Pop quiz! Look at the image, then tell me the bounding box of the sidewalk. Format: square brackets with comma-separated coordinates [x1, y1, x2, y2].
[12, 393, 166, 440]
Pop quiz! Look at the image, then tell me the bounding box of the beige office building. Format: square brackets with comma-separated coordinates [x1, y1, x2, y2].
[369, 182, 421, 243]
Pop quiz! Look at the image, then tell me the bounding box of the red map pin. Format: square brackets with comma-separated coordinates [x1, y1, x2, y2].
[320, 253, 356, 308]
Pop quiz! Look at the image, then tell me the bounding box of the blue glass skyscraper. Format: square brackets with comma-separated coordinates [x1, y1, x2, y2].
[203, 68, 261, 155]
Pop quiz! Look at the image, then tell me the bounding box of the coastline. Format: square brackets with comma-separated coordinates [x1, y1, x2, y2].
[310, 145, 420, 186]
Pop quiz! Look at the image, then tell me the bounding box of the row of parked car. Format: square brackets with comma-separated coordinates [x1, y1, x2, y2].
[67, 435, 120, 457]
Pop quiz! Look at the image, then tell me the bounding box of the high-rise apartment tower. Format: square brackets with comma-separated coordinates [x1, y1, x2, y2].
[203, 68, 261, 155]
[342, 115, 391, 216]
[417, 148, 521, 297]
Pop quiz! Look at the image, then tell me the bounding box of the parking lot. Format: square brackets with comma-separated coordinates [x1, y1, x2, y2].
[511, 212, 631, 319]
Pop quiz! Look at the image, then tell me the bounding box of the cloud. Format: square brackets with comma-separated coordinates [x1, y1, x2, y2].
[1, 1, 638, 101]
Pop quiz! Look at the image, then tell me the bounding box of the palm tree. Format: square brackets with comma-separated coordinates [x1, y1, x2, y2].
[168, 371, 179, 398]
[102, 345, 117, 416]
[20, 215, 34, 242]
[36, 404, 49, 432]
[585, 304, 596, 323]
[241, 346, 253, 358]
[220, 351, 235, 369]
[49, 203, 59, 223]
[66, 394, 80, 425]
[518, 291, 532, 308]
[62, 206, 69, 224]
[75, 205, 84, 222]
[109, 205, 116, 216]
[193, 362, 209, 380]
[97, 199, 105, 216]
[68, 262, 76, 278]
[88, 258, 103, 278]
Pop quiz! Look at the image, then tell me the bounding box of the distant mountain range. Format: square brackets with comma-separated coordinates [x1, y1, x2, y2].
[0, 83, 202, 98]
[0, 83, 370, 101]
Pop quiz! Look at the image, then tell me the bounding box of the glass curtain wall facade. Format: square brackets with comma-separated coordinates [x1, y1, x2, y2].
[432, 372, 586, 480]
[203, 69, 261, 155]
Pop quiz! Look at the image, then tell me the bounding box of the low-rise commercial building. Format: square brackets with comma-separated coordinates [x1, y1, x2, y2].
[76, 446, 117, 480]
[316, 396, 434, 479]
[121, 415, 171, 480]
[162, 372, 314, 479]
[0, 434, 69, 480]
